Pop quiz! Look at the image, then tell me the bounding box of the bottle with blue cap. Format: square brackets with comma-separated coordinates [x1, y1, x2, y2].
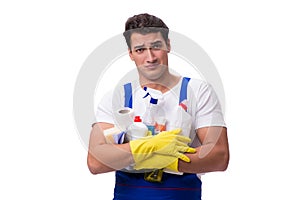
[143, 97, 158, 135]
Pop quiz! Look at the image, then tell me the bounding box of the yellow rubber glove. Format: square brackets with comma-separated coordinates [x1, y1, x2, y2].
[165, 159, 179, 172]
[135, 149, 196, 171]
[130, 129, 196, 169]
[134, 153, 182, 171]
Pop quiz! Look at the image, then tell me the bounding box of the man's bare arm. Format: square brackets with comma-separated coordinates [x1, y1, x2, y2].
[87, 122, 134, 174]
[178, 126, 229, 174]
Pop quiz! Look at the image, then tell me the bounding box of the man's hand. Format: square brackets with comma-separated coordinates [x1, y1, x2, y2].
[134, 153, 183, 171]
[130, 129, 196, 170]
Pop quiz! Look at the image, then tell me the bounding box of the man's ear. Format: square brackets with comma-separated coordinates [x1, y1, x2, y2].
[167, 39, 171, 53]
[128, 48, 134, 61]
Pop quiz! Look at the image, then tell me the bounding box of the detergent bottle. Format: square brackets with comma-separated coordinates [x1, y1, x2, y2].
[143, 97, 158, 135]
[126, 116, 148, 141]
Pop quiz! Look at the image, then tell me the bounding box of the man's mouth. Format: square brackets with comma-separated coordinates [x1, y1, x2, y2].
[145, 64, 159, 69]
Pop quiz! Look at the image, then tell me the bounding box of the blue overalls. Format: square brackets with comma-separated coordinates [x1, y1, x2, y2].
[114, 77, 202, 200]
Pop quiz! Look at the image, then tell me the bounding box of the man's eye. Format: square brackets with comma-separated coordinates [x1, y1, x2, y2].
[135, 48, 145, 53]
[152, 44, 162, 49]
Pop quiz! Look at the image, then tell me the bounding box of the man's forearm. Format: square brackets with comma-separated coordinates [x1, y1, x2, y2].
[178, 144, 229, 174]
[87, 123, 134, 174]
[178, 127, 229, 174]
[88, 142, 133, 174]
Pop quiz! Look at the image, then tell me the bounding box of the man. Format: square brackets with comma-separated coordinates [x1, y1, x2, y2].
[87, 13, 229, 200]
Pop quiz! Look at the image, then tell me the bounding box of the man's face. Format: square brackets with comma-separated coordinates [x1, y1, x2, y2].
[129, 32, 170, 82]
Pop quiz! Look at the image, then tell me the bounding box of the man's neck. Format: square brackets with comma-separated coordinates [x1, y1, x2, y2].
[140, 74, 181, 93]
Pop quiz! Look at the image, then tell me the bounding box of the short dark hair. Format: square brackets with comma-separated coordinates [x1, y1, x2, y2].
[123, 13, 169, 49]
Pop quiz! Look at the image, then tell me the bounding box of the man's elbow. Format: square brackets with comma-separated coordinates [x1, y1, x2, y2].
[87, 156, 108, 175]
[88, 166, 100, 175]
[217, 148, 230, 171]
[87, 159, 101, 175]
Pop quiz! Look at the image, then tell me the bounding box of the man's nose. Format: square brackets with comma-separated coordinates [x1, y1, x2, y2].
[146, 48, 157, 63]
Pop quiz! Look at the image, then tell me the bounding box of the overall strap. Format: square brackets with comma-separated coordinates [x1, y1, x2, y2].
[179, 77, 191, 111]
[123, 77, 191, 109]
[123, 82, 133, 108]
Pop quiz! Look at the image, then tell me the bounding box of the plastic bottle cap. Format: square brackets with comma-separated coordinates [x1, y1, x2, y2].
[150, 97, 158, 104]
[134, 116, 142, 122]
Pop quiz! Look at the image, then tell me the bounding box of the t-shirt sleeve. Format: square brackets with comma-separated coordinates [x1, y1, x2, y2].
[95, 90, 115, 124]
[193, 81, 226, 129]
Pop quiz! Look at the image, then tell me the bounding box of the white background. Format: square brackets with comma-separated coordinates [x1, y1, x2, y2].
[1, 0, 299, 199]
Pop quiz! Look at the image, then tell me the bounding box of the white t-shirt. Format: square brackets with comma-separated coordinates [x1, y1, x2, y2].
[95, 77, 226, 147]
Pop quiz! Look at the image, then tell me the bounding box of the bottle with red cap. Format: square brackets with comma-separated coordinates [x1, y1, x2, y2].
[126, 116, 149, 141]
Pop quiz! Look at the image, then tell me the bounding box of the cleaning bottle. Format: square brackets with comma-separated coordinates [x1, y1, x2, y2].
[126, 116, 148, 141]
[143, 97, 158, 135]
